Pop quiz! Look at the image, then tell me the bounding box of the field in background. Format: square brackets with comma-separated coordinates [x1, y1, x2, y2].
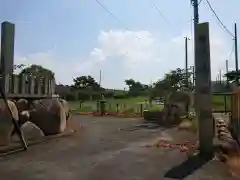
[212, 94, 231, 112]
[70, 96, 164, 113]
[69, 94, 231, 113]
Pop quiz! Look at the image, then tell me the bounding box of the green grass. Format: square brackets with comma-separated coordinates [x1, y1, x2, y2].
[211, 95, 231, 111]
[69, 96, 164, 113]
[69, 94, 231, 114]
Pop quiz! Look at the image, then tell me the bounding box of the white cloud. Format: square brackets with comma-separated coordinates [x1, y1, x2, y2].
[14, 28, 230, 88]
[90, 30, 161, 65]
[15, 51, 80, 85]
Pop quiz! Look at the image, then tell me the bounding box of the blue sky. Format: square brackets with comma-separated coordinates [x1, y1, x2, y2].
[0, 0, 239, 89]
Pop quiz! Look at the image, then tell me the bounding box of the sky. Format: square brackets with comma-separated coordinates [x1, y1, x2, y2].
[0, 0, 239, 89]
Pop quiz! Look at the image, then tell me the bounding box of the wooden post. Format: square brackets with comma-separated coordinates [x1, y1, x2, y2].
[195, 22, 214, 156]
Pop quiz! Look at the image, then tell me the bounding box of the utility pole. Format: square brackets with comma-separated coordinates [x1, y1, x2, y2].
[226, 60, 229, 84]
[99, 70, 102, 86]
[185, 37, 190, 88]
[235, 23, 239, 72]
[226, 60, 229, 73]
[191, 0, 199, 89]
[99, 70, 103, 100]
[192, 66, 195, 87]
[219, 70, 222, 84]
[192, 0, 199, 31]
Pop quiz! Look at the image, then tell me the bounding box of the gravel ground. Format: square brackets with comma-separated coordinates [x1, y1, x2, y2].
[0, 115, 235, 180]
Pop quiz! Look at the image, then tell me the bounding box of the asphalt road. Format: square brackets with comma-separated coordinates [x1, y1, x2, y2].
[0, 115, 235, 180]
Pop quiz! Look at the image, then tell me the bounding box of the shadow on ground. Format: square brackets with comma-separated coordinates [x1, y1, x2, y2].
[164, 154, 213, 179]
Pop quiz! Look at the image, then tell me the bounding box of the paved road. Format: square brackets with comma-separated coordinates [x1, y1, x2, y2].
[0, 116, 235, 180]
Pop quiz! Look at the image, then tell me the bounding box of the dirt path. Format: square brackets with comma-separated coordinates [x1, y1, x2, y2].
[0, 116, 235, 180]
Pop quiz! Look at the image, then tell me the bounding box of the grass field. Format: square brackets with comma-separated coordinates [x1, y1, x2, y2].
[212, 94, 231, 111]
[70, 94, 231, 113]
[70, 96, 164, 113]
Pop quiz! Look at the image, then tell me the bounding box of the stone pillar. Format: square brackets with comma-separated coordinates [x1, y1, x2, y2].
[0, 22, 15, 95]
[195, 22, 214, 156]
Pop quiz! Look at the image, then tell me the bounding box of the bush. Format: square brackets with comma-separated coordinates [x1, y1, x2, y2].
[65, 93, 77, 101]
[113, 92, 128, 99]
[104, 91, 114, 98]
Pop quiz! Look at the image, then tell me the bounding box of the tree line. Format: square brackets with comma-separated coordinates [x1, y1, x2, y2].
[14, 64, 197, 101]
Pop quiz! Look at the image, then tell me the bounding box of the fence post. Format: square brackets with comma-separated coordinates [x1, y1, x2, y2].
[20, 75, 26, 94]
[140, 104, 143, 116]
[29, 76, 35, 94]
[224, 95, 227, 114]
[116, 103, 119, 113]
[43, 77, 48, 94]
[12, 75, 19, 94]
[79, 100, 83, 108]
[96, 101, 100, 112]
[123, 103, 126, 110]
[100, 100, 106, 116]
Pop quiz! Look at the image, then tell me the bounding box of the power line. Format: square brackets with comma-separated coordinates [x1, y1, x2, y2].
[151, 1, 194, 37]
[150, 2, 171, 25]
[198, 0, 204, 5]
[205, 0, 235, 38]
[94, 0, 129, 30]
[94, 0, 147, 40]
[228, 40, 235, 60]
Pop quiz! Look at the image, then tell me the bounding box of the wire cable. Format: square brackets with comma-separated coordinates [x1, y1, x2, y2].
[198, 0, 204, 5]
[151, 2, 171, 25]
[227, 40, 235, 60]
[94, 0, 148, 40]
[151, 0, 194, 38]
[205, 0, 235, 38]
[94, 0, 129, 30]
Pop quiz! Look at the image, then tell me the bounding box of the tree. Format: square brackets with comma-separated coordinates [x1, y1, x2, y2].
[225, 70, 240, 82]
[19, 64, 55, 79]
[73, 75, 102, 91]
[163, 68, 192, 91]
[13, 64, 25, 72]
[124, 79, 149, 96]
[150, 68, 193, 99]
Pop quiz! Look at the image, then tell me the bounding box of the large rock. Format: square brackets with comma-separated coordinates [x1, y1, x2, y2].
[166, 92, 192, 115]
[160, 104, 181, 126]
[144, 104, 181, 127]
[21, 121, 44, 140]
[19, 111, 30, 127]
[59, 99, 71, 120]
[15, 99, 28, 113]
[12, 121, 44, 142]
[0, 100, 19, 146]
[143, 110, 162, 121]
[29, 99, 67, 135]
